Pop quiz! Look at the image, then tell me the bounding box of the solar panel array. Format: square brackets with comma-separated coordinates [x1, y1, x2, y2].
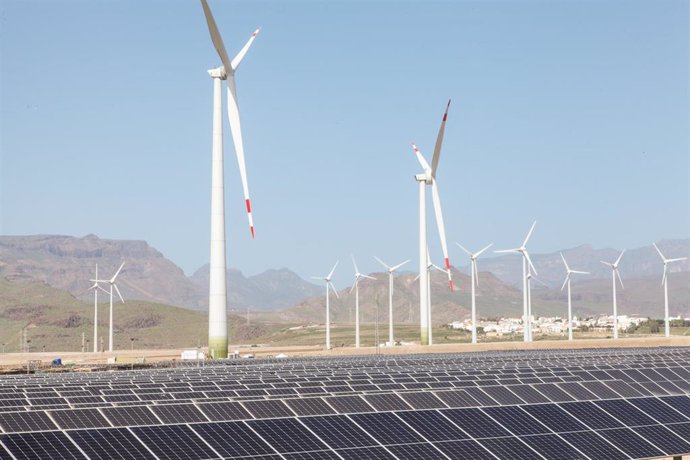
[0, 347, 689, 459]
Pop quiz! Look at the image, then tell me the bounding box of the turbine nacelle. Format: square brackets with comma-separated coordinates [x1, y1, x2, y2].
[207, 67, 227, 80]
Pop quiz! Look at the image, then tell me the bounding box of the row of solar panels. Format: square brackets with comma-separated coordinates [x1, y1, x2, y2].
[1, 396, 689, 459]
[0, 377, 688, 433]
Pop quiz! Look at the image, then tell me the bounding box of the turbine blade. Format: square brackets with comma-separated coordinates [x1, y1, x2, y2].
[600, 261, 613, 266]
[661, 265, 667, 286]
[230, 28, 260, 71]
[97, 286, 110, 295]
[456, 242, 472, 256]
[430, 179, 452, 290]
[114, 284, 125, 303]
[413, 273, 420, 282]
[615, 268, 624, 289]
[522, 221, 537, 247]
[560, 252, 570, 272]
[362, 274, 376, 280]
[652, 242, 665, 261]
[391, 259, 410, 272]
[111, 261, 125, 282]
[571, 270, 590, 275]
[614, 249, 626, 266]
[561, 275, 569, 292]
[329, 282, 340, 299]
[495, 248, 521, 254]
[668, 257, 688, 263]
[473, 260, 479, 286]
[199, 0, 232, 73]
[351, 254, 360, 276]
[374, 256, 390, 270]
[310, 276, 323, 280]
[226, 79, 255, 238]
[327, 261, 339, 280]
[475, 243, 494, 258]
[431, 99, 451, 178]
[523, 251, 538, 276]
[350, 279, 357, 294]
[411, 143, 432, 172]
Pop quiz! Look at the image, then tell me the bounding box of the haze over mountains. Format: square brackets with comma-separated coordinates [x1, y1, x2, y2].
[0, 235, 688, 321]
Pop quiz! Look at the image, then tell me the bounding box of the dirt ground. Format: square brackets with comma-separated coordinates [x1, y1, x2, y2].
[1, 336, 689, 370]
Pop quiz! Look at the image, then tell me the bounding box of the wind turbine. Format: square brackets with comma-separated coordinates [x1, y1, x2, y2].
[456, 242, 493, 344]
[200, 0, 260, 359]
[525, 264, 548, 341]
[350, 256, 375, 348]
[560, 253, 589, 341]
[86, 265, 109, 353]
[414, 249, 444, 345]
[601, 250, 625, 339]
[374, 257, 409, 347]
[653, 243, 687, 338]
[495, 221, 538, 342]
[412, 100, 454, 346]
[105, 262, 125, 352]
[312, 261, 339, 350]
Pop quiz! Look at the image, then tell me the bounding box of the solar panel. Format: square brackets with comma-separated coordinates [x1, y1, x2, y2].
[518, 433, 588, 460]
[0, 431, 87, 460]
[520, 403, 588, 433]
[593, 399, 658, 427]
[632, 424, 690, 457]
[362, 393, 412, 411]
[660, 395, 690, 418]
[440, 408, 510, 439]
[666, 422, 690, 442]
[0, 411, 58, 433]
[596, 427, 665, 459]
[131, 424, 219, 460]
[558, 401, 624, 430]
[247, 417, 329, 454]
[628, 397, 689, 424]
[335, 446, 396, 459]
[66, 428, 155, 460]
[532, 383, 576, 402]
[348, 412, 424, 445]
[434, 389, 481, 408]
[578, 380, 621, 399]
[396, 409, 469, 442]
[284, 450, 341, 459]
[481, 406, 551, 436]
[481, 385, 525, 405]
[300, 415, 377, 449]
[284, 398, 336, 416]
[189, 421, 278, 458]
[462, 387, 498, 406]
[150, 403, 208, 424]
[559, 428, 628, 459]
[323, 396, 375, 414]
[507, 384, 551, 404]
[433, 439, 496, 459]
[49, 408, 111, 430]
[480, 436, 543, 460]
[398, 391, 447, 409]
[197, 401, 253, 421]
[603, 380, 645, 398]
[386, 442, 448, 459]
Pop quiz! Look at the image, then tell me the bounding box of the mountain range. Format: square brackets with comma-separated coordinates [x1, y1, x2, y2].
[1, 235, 687, 322]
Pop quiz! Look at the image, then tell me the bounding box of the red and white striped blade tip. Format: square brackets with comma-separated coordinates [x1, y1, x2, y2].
[443, 100, 451, 121]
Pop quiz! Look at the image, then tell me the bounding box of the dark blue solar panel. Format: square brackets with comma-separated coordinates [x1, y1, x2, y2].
[440, 408, 510, 438]
[661, 395, 690, 419]
[0, 431, 87, 460]
[66, 428, 155, 460]
[190, 421, 277, 458]
[633, 425, 690, 457]
[348, 412, 424, 445]
[559, 431, 627, 460]
[594, 399, 658, 427]
[519, 433, 588, 460]
[596, 427, 665, 459]
[629, 397, 689, 424]
[283, 451, 341, 460]
[335, 447, 396, 459]
[559, 401, 624, 430]
[131, 424, 219, 460]
[300, 415, 377, 449]
[433, 439, 496, 459]
[248, 418, 329, 454]
[666, 422, 690, 442]
[386, 442, 447, 459]
[479, 436, 543, 460]
[521, 404, 588, 433]
[395, 410, 469, 442]
[481, 406, 550, 436]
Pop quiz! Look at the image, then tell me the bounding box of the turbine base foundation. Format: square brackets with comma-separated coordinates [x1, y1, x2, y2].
[208, 336, 228, 359]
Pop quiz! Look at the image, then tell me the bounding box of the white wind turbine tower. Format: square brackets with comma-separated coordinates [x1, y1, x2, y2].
[495, 221, 538, 342]
[87, 265, 109, 353]
[456, 243, 493, 344]
[312, 262, 339, 350]
[105, 262, 125, 352]
[414, 249, 445, 345]
[374, 257, 409, 347]
[525, 264, 548, 341]
[601, 250, 625, 339]
[200, 0, 260, 359]
[653, 242, 687, 338]
[350, 256, 375, 348]
[560, 253, 589, 341]
[412, 100, 454, 346]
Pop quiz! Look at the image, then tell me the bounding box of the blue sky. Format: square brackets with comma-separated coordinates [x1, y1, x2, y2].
[1, 0, 688, 284]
